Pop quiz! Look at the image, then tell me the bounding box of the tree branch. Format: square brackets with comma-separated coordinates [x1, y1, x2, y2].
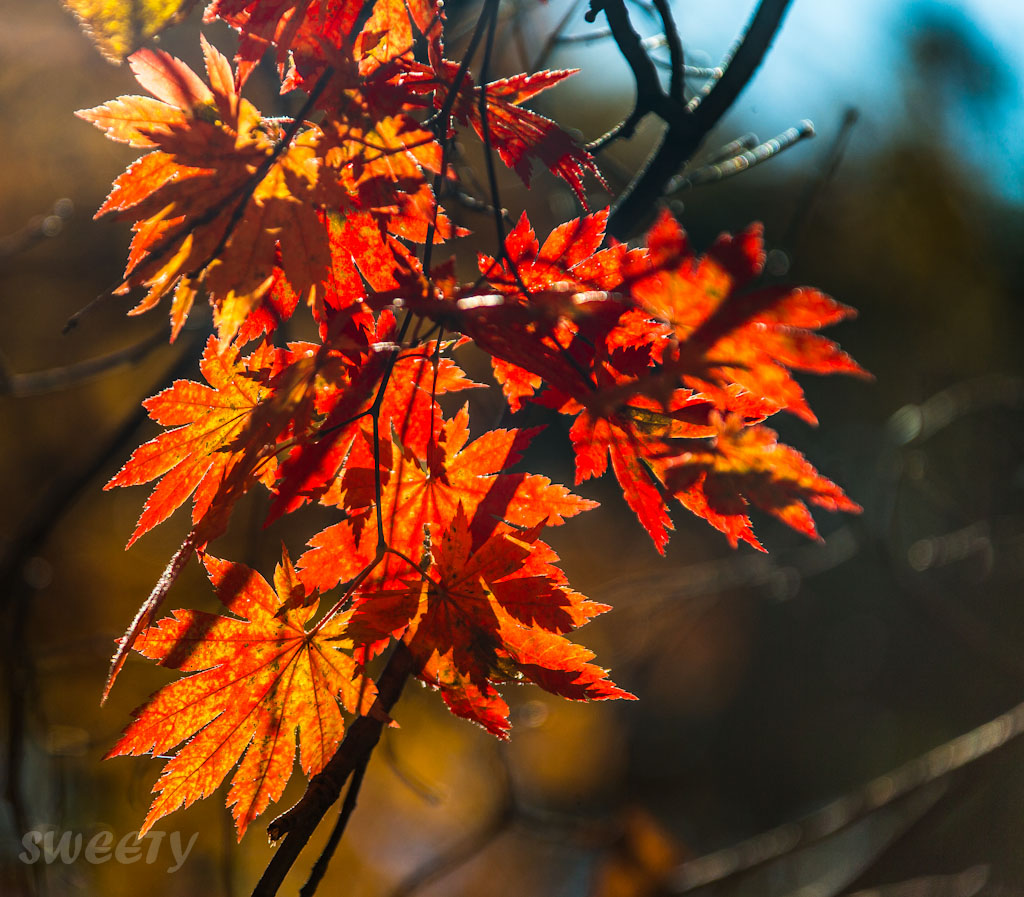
[299, 753, 371, 897]
[670, 695, 1024, 892]
[665, 120, 814, 192]
[0, 327, 166, 397]
[607, 0, 795, 239]
[650, 0, 684, 103]
[585, 0, 672, 148]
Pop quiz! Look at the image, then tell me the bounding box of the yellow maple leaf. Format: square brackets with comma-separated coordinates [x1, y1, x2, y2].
[63, 0, 197, 62]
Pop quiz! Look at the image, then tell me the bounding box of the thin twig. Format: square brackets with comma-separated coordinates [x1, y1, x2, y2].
[477, 0, 511, 257]
[0, 327, 167, 397]
[388, 755, 515, 897]
[0, 198, 74, 260]
[299, 753, 371, 897]
[390, 803, 515, 897]
[666, 120, 814, 192]
[670, 696, 1024, 892]
[702, 131, 760, 165]
[780, 106, 859, 253]
[531, 0, 583, 71]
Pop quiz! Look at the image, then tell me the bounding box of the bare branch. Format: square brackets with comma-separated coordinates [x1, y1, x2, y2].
[650, 0, 684, 102]
[666, 120, 814, 191]
[670, 696, 1024, 892]
[0, 198, 73, 260]
[585, 0, 670, 143]
[702, 131, 760, 165]
[389, 758, 515, 897]
[0, 327, 166, 397]
[608, 0, 796, 239]
[299, 753, 371, 897]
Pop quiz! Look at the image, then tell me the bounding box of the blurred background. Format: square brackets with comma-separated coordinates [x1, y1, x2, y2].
[2, 0, 1024, 895]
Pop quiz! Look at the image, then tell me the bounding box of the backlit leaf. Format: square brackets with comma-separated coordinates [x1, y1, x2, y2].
[63, 0, 198, 62]
[107, 550, 376, 837]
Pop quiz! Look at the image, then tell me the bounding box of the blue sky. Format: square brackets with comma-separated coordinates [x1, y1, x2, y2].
[546, 0, 1024, 202]
[679, 0, 1024, 200]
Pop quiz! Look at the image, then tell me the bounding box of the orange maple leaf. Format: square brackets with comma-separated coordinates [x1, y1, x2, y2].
[299, 404, 597, 593]
[347, 506, 632, 736]
[79, 37, 333, 343]
[105, 336, 278, 547]
[663, 412, 862, 547]
[106, 550, 377, 838]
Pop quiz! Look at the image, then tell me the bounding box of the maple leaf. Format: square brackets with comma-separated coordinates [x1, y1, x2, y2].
[567, 391, 726, 554]
[63, 0, 198, 62]
[629, 213, 869, 424]
[403, 64, 604, 205]
[479, 207, 625, 298]
[107, 550, 377, 838]
[264, 312, 398, 522]
[260, 313, 479, 525]
[459, 210, 866, 552]
[347, 506, 631, 736]
[458, 69, 604, 205]
[205, 0, 364, 86]
[105, 336, 278, 547]
[463, 208, 638, 410]
[299, 404, 596, 594]
[79, 37, 333, 343]
[568, 389, 860, 551]
[373, 342, 483, 457]
[663, 413, 862, 547]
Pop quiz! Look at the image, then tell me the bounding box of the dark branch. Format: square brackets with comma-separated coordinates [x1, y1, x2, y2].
[649, 0, 684, 102]
[585, 0, 673, 146]
[299, 753, 371, 897]
[670, 695, 1024, 892]
[607, 0, 795, 239]
[0, 327, 166, 397]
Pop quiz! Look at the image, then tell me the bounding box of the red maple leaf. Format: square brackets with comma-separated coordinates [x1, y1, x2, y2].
[628, 212, 869, 423]
[106, 550, 377, 838]
[435, 211, 629, 414]
[204, 0, 365, 86]
[663, 412, 862, 547]
[299, 404, 596, 593]
[455, 69, 605, 205]
[347, 506, 632, 736]
[567, 390, 728, 554]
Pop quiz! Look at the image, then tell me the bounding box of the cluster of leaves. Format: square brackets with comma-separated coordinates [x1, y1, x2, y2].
[70, 0, 867, 844]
